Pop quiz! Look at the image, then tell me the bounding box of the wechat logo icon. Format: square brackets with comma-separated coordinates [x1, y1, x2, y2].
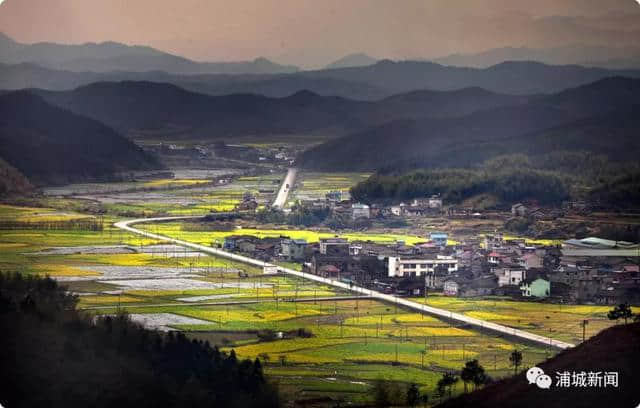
[527, 366, 552, 389]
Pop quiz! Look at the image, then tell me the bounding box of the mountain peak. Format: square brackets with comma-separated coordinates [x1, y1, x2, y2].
[325, 53, 378, 69]
[287, 89, 320, 101]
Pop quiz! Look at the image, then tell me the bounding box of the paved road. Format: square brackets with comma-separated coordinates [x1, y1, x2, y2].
[115, 216, 575, 350]
[272, 167, 297, 209]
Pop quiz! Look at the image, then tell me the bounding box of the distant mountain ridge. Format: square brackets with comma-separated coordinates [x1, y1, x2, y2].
[0, 91, 160, 186]
[295, 59, 640, 96]
[34, 81, 527, 140]
[434, 44, 640, 69]
[0, 33, 298, 75]
[325, 53, 378, 69]
[299, 77, 640, 171]
[3, 58, 640, 101]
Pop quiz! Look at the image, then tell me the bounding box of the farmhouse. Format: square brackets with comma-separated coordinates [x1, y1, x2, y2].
[494, 267, 526, 287]
[428, 196, 443, 209]
[325, 190, 342, 203]
[484, 233, 504, 250]
[443, 280, 459, 296]
[309, 253, 385, 282]
[511, 203, 527, 216]
[519, 253, 543, 270]
[352, 203, 371, 219]
[403, 206, 428, 217]
[487, 251, 500, 265]
[319, 237, 350, 256]
[411, 195, 443, 209]
[396, 277, 426, 296]
[443, 276, 498, 297]
[520, 277, 550, 298]
[281, 238, 307, 261]
[430, 232, 448, 247]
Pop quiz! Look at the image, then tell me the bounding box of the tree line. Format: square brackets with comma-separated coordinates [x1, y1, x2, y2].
[351, 167, 569, 205]
[352, 151, 640, 208]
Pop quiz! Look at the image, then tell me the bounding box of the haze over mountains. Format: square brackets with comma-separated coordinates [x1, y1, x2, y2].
[0, 33, 298, 75]
[434, 45, 640, 70]
[3, 33, 640, 187]
[4, 59, 640, 102]
[3, 33, 640, 101]
[325, 53, 378, 69]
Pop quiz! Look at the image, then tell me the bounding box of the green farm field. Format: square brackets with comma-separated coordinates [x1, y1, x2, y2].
[112, 297, 551, 403]
[414, 295, 619, 345]
[288, 172, 371, 205]
[0, 201, 554, 404]
[0, 164, 629, 406]
[139, 221, 432, 246]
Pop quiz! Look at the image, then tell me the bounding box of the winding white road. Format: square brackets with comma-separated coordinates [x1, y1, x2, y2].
[115, 216, 574, 350]
[272, 167, 297, 209]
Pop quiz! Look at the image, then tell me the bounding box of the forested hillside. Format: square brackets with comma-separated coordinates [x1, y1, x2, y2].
[0, 91, 160, 186]
[300, 78, 640, 172]
[36, 81, 525, 139]
[0, 158, 33, 196]
[350, 153, 640, 208]
[0, 273, 279, 408]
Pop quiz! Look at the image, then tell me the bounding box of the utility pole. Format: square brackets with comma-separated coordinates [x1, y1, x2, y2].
[582, 320, 589, 343]
[395, 342, 398, 364]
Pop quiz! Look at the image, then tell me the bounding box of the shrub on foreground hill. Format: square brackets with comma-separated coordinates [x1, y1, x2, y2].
[0, 272, 279, 408]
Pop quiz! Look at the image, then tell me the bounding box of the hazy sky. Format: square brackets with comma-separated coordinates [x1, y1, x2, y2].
[1, 0, 639, 68]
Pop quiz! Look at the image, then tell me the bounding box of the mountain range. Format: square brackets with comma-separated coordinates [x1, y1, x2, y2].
[3, 58, 640, 101]
[294, 60, 640, 96]
[324, 53, 378, 69]
[0, 33, 298, 75]
[0, 91, 159, 186]
[433, 44, 640, 70]
[299, 77, 640, 172]
[34, 82, 528, 140]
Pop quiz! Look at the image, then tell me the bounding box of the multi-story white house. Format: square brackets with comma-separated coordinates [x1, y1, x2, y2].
[388, 255, 458, 287]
